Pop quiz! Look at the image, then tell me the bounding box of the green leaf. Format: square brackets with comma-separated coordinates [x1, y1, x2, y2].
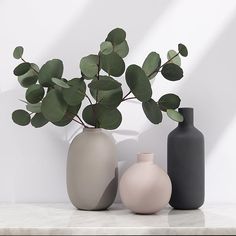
[53, 105, 81, 127]
[158, 93, 181, 111]
[17, 64, 39, 88]
[26, 102, 41, 113]
[142, 52, 161, 79]
[13, 46, 24, 59]
[114, 40, 129, 58]
[161, 63, 183, 81]
[80, 55, 99, 78]
[142, 99, 162, 124]
[82, 104, 103, 127]
[14, 62, 31, 76]
[167, 50, 181, 66]
[39, 59, 64, 87]
[178, 43, 188, 57]
[12, 110, 30, 126]
[52, 78, 70, 88]
[25, 84, 45, 104]
[167, 109, 184, 122]
[88, 76, 121, 91]
[100, 41, 113, 55]
[62, 78, 86, 106]
[41, 89, 67, 122]
[31, 113, 48, 128]
[100, 52, 125, 77]
[125, 64, 152, 102]
[99, 108, 122, 130]
[106, 28, 126, 45]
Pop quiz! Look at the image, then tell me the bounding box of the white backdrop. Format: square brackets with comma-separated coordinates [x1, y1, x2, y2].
[1, 0, 236, 204]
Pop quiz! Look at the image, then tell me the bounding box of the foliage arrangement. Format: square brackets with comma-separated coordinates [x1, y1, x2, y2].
[12, 28, 188, 130]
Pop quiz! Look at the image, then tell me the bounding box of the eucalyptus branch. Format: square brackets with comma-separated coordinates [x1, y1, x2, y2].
[21, 57, 39, 74]
[75, 114, 89, 128]
[95, 54, 101, 103]
[122, 96, 136, 101]
[122, 91, 132, 101]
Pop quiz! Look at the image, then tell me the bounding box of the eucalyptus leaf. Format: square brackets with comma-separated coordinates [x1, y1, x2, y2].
[142, 99, 162, 124]
[158, 93, 181, 111]
[82, 104, 104, 127]
[25, 84, 45, 104]
[52, 78, 70, 88]
[99, 108, 122, 130]
[12, 110, 30, 126]
[88, 76, 121, 91]
[100, 41, 113, 55]
[80, 55, 99, 78]
[106, 28, 126, 45]
[114, 40, 129, 58]
[13, 46, 24, 59]
[26, 102, 41, 113]
[161, 63, 183, 81]
[167, 50, 181, 66]
[31, 113, 48, 128]
[14, 62, 31, 76]
[41, 89, 67, 122]
[38, 59, 64, 87]
[142, 52, 161, 79]
[167, 109, 184, 122]
[100, 52, 125, 77]
[125, 64, 152, 102]
[178, 43, 188, 57]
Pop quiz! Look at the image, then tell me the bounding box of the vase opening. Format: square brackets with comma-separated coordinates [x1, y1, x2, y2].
[178, 107, 194, 126]
[137, 153, 154, 163]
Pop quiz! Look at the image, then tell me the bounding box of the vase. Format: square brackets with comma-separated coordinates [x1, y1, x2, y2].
[67, 128, 118, 211]
[168, 107, 205, 209]
[119, 153, 172, 214]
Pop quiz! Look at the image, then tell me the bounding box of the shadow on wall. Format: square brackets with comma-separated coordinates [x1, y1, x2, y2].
[47, 0, 173, 77]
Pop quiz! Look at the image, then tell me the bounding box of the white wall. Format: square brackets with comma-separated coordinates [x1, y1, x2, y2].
[1, 0, 236, 204]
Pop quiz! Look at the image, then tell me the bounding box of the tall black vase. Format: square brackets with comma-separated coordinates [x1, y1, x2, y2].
[167, 107, 204, 209]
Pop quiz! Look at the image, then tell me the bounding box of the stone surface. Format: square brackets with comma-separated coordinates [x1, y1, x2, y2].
[0, 203, 235, 235]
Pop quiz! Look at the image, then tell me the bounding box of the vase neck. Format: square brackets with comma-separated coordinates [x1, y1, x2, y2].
[137, 153, 154, 163]
[178, 107, 194, 127]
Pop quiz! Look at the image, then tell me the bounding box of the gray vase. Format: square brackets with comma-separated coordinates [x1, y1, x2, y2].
[167, 108, 205, 209]
[67, 128, 118, 211]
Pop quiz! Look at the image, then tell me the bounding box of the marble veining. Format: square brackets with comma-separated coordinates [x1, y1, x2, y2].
[0, 203, 235, 235]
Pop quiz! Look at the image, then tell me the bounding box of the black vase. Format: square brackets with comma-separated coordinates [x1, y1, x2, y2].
[167, 107, 204, 210]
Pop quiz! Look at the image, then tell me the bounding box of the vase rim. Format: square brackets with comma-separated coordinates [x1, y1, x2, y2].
[137, 153, 154, 163]
[83, 128, 102, 132]
[179, 107, 193, 110]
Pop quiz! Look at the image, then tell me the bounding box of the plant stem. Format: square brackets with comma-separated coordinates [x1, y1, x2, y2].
[122, 96, 136, 101]
[122, 91, 132, 101]
[21, 57, 39, 74]
[95, 55, 101, 103]
[75, 114, 89, 128]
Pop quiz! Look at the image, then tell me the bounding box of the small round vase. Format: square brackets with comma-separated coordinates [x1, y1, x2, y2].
[119, 153, 172, 214]
[67, 128, 118, 211]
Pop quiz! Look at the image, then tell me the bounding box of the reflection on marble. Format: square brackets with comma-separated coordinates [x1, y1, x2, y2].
[0, 203, 235, 235]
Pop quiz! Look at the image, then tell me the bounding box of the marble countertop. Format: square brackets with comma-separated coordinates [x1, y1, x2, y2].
[0, 203, 235, 235]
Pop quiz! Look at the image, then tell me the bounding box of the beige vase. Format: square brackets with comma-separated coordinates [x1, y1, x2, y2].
[119, 153, 172, 214]
[67, 128, 118, 211]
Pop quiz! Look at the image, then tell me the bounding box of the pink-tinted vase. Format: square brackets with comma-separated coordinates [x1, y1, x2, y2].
[119, 153, 172, 214]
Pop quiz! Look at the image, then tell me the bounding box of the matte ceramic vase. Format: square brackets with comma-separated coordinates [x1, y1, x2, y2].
[67, 128, 118, 211]
[168, 107, 205, 210]
[119, 153, 172, 214]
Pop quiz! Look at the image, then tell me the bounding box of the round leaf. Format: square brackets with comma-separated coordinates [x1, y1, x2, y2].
[99, 108, 122, 130]
[13, 46, 24, 59]
[106, 28, 126, 45]
[100, 41, 113, 55]
[52, 78, 70, 88]
[178, 43, 188, 57]
[161, 63, 183, 81]
[26, 102, 41, 113]
[14, 63, 31, 76]
[88, 76, 121, 91]
[142, 99, 162, 124]
[167, 109, 184, 122]
[12, 110, 30, 126]
[114, 40, 129, 58]
[167, 50, 181, 66]
[25, 84, 45, 104]
[80, 55, 99, 78]
[31, 113, 48, 128]
[100, 52, 125, 77]
[125, 64, 152, 102]
[158, 93, 181, 111]
[82, 104, 104, 127]
[62, 78, 86, 106]
[142, 52, 161, 79]
[39, 59, 64, 87]
[41, 89, 67, 122]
